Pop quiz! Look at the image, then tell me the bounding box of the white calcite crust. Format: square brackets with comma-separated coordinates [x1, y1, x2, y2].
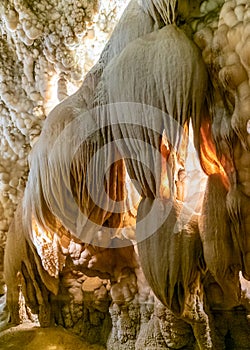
[0, 0, 128, 250]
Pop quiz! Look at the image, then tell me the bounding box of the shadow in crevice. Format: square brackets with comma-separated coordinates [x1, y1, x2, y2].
[225, 330, 235, 350]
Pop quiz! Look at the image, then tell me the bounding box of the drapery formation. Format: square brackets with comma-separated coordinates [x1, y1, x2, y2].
[96, 24, 208, 315]
[4, 1, 250, 348]
[21, 9, 209, 317]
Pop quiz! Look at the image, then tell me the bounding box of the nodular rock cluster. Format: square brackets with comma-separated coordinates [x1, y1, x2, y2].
[2, 1, 250, 349]
[0, 0, 126, 293]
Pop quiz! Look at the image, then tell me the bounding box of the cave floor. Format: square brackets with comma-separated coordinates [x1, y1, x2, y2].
[0, 322, 105, 350]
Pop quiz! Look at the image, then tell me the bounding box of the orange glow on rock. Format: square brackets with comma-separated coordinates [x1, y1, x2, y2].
[160, 137, 171, 199]
[200, 121, 229, 189]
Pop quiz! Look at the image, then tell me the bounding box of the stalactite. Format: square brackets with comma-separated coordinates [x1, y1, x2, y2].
[2, 1, 250, 350]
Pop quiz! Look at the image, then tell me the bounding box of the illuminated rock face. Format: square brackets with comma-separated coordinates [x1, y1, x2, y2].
[0, 0, 128, 293]
[2, 0, 250, 349]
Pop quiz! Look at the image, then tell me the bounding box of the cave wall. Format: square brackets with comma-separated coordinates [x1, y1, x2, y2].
[0, 0, 130, 294]
[2, 1, 250, 350]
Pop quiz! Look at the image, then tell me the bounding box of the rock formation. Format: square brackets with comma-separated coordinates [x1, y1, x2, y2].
[2, 1, 250, 349]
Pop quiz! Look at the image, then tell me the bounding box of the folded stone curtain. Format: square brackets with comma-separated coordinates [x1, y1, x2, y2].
[22, 0, 161, 250]
[100, 25, 208, 198]
[93, 24, 208, 315]
[22, 4, 208, 317]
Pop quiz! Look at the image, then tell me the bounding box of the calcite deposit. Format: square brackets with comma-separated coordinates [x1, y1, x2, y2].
[2, 1, 250, 350]
[0, 0, 128, 293]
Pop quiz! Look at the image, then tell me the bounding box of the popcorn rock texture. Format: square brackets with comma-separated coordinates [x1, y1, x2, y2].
[2, 1, 250, 350]
[0, 0, 127, 292]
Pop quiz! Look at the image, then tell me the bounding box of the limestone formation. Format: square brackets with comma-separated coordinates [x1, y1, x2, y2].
[1, 1, 250, 350]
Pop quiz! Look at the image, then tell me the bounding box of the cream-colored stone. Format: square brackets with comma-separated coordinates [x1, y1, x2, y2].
[82, 276, 103, 292]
